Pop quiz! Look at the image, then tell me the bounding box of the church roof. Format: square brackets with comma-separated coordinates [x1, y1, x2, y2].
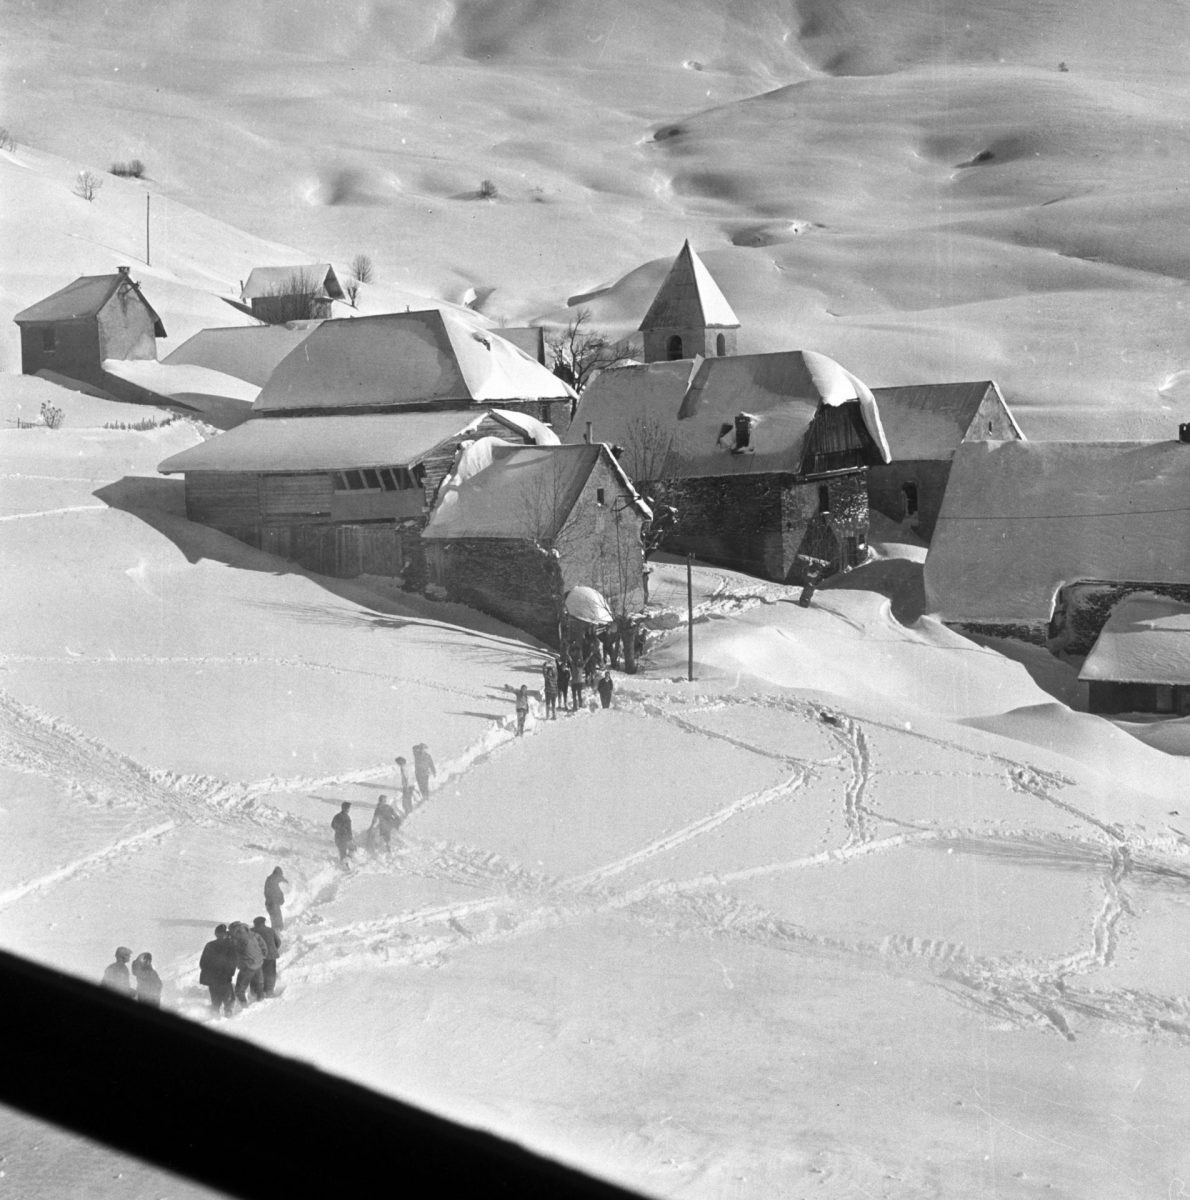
[638, 241, 739, 333]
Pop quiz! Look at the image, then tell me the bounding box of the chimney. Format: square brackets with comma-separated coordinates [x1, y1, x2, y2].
[117, 265, 130, 275]
[584, 421, 593, 444]
[1180, 422, 1190, 443]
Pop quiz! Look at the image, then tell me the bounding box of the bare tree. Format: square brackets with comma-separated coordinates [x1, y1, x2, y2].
[545, 308, 639, 401]
[516, 458, 584, 644]
[74, 170, 102, 201]
[257, 269, 325, 325]
[618, 414, 680, 560]
[350, 253, 374, 284]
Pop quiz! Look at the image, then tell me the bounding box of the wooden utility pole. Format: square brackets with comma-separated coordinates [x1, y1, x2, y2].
[686, 553, 694, 681]
[145, 194, 151, 267]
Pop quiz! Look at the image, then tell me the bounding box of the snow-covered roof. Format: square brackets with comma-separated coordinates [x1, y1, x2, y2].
[158, 409, 498, 475]
[1079, 593, 1190, 685]
[14, 271, 166, 336]
[253, 311, 577, 414]
[639, 241, 739, 332]
[241, 264, 344, 302]
[568, 349, 889, 478]
[871, 380, 1021, 460]
[162, 323, 323, 387]
[924, 440, 1190, 623]
[423, 441, 644, 540]
[102, 359, 260, 405]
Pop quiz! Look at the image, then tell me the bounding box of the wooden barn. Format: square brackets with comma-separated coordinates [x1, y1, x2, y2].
[239, 264, 345, 324]
[1079, 594, 1190, 716]
[422, 441, 650, 646]
[568, 349, 890, 584]
[867, 380, 1023, 540]
[14, 267, 165, 387]
[924, 438, 1190, 647]
[157, 310, 575, 581]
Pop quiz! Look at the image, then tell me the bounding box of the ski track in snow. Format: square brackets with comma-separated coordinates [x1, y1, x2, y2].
[6, 666, 1190, 1045]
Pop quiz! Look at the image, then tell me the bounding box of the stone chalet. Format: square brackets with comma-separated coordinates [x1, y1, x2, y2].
[924, 438, 1190, 649]
[867, 380, 1023, 541]
[14, 267, 165, 388]
[157, 310, 575, 582]
[569, 350, 891, 584]
[423, 440, 650, 646]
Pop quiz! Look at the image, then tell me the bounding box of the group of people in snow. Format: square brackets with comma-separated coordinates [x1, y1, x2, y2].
[534, 655, 615, 727]
[197, 867, 288, 1017]
[100, 946, 162, 1007]
[330, 744, 435, 867]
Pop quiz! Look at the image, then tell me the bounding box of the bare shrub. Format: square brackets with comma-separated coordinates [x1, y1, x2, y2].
[546, 308, 639, 406]
[110, 159, 146, 178]
[256, 270, 325, 324]
[40, 401, 64, 430]
[103, 414, 177, 431]
[478, 178, 498, 199]
[74, 170, 102, 201]
[0, 127, 16, 152]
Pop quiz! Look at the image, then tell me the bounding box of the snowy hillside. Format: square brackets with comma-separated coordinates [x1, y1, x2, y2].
[5, 2, 1190, 1197]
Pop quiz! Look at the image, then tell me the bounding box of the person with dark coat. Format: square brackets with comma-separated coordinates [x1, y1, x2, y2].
[369, 794, 401, 855]
[252, 916, 282, 998]
[331, 802, 355, 866]
[542, 659, 558, 719]
[131, 952, 163, 1008]
[101, 946, 134, 996]
[199, 925, 237, 1017]
[514, 684, 530, 736]
[597, 670, 614, 709]
[413, 744, 435, 801]
[395, 756, 415, 814]
[555, 658, 571, 713]
[264, 866, 288, 931]
[229, 921, 265, 1007]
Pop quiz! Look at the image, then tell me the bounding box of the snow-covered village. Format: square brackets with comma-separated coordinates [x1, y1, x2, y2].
[4, 2, 1190, 1198]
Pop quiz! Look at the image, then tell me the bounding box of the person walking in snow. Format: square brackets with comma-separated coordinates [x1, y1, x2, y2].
[555, 657, 571, 713]
[131, 952, 162, 1008]
[514, 684, 530, 736]
[101, 946, 134, 996]
[229, 921, 265, 1007]
[413, 744, 435, 801]
[199, 925, 237, 1017]
[542, 659, 558, 719]
[331, 802, 355, 866]
[395, 756, 415, 814]
[252, 916, 282, 998]
[597, 669, 614, 709]
[264, 866, 288, 931]
[569, 657, 585, 711]
[369, 794, 401, 855]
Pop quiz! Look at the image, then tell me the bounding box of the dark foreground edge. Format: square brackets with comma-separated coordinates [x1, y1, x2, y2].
[0, 948, 649, 1199]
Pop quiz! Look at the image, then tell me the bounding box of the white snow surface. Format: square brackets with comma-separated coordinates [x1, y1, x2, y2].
[3, 371, 1190, 1199]
[1079, 592, 1190, 684]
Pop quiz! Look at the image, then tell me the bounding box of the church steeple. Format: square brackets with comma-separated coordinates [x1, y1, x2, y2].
[638, 240, 740, 363]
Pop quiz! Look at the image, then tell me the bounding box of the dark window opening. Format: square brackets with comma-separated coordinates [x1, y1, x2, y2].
[596, 488, 606, 506]
[41, 328, 56, 353]
[343, 470, 364, 490]
[361, 468, 381, 490]
[902, 482, 919, 516]
[716, 333, 726, 357]
[733, 413, 752, 450]
[845, 534, 859, 566]
[666, 335, 683, 360]
[818, 485, 831, 513]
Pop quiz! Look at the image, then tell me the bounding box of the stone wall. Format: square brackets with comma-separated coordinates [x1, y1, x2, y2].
[1049, 580, 1190, 655]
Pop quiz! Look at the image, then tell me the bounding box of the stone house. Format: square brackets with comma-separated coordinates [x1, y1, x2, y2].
[924, 438, 1190, 647]
[157, 310, 574, 580]
[422, 441, 650, 646]
[867, 380, 1023, 540]
[1078, 593, 1190, 716]
[569, 349, 890, 584]
[14, 267, 166, 387]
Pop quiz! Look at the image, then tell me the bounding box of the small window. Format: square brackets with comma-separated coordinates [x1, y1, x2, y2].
[716, 333, 726, 357]
[733, 413, 752, 450]
[361, 468, 381, 490]
[818, 485, 831, 513]
[596, 488, 606, 506]
[902, 482, 918, 516]
[845, 535, 859, 566]
[344, 469, 364, 490]
[666, 335, 683, 360]
[41, 328, 56, 354]
[379, 469, 398, 492]
[331, 472, 348, 491]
